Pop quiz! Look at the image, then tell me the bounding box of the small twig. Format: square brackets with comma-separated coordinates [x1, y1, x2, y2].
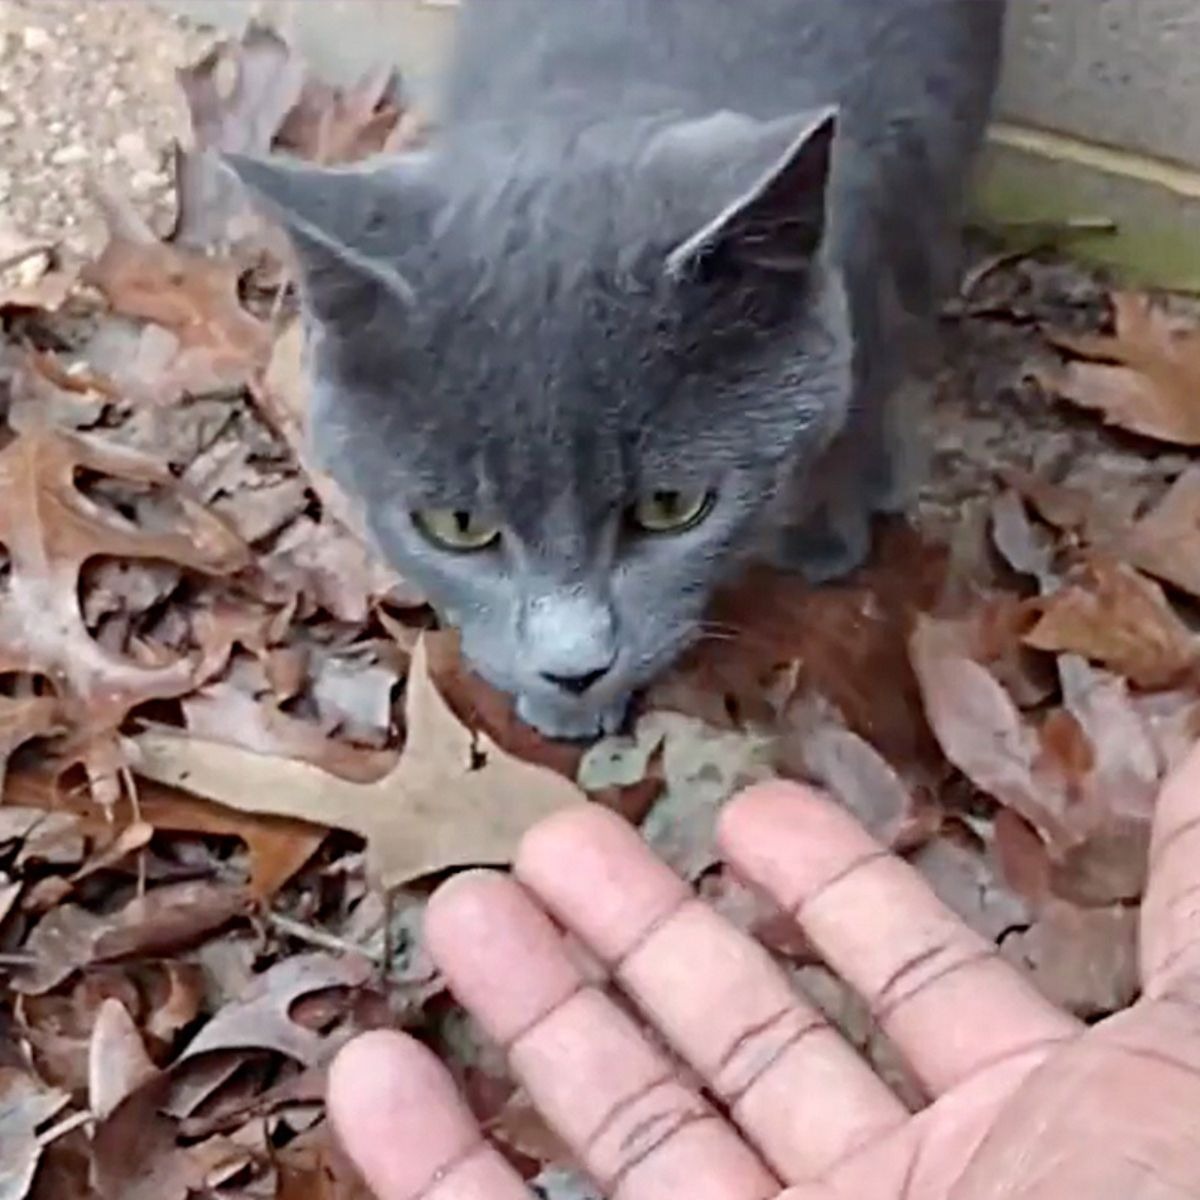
[119, 762, 147, 898]
[38, 1110, 92, 1147]
[264, 911, 383, 966]
[0, 952, 37, 968]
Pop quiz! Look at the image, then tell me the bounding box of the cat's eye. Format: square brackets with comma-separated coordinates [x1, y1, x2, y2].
[413, 508, 502, 552]
[628, 489, 715, 534]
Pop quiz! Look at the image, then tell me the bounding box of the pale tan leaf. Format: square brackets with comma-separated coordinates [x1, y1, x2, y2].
[89, 999, 158, 1122]
[133, 638, 585, 889]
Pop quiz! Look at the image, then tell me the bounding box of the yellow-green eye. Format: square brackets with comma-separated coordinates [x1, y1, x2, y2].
[413, 509, 502, 552]
[629, 489, 714, 534]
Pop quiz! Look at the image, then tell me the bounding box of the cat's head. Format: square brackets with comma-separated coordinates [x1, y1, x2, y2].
[228, 108, 852, 739]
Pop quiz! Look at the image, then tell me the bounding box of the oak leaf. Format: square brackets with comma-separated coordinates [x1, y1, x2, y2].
[1025, 559, 1198, 688]
[132, 638, 586, 889]
[0, 428, 247, 732]
[1049, 293, 1200, 445]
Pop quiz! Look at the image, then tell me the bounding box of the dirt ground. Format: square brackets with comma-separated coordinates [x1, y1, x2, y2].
[0, 0, 203, 254]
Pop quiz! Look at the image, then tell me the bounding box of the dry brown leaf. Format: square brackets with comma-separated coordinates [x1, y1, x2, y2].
[90, 1072, 261, 1200]
[910, 614, 1065, 840]
[0, 696, 62, 793]
[1121, 466, 1200, 599]
[83, 192, 272, 396]
[182, 681, 397, 783]
[0, 1068, 70, 1200]
[1049, 293, 1200, 445]
[275, 67, 405, 165]
[4, 769, 323, 902]
[177, 953, 371, 1068]
[912, 613, 1172, 905]
[0, 428, 248, 735]
[172, 23, 307, 252]
[1025, 559, 1199, 688]
[776, 696, 930, 848]
[1001, 900, 1139, 1019]
[88, 999, 158, 1122]
[133, 638, 586, 890]
[15, 882, 252, 996]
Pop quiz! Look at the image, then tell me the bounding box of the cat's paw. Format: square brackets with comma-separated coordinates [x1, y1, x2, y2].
[516, 692, 631, 742]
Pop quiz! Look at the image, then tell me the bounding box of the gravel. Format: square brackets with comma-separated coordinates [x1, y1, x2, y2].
[0, 0, 211, 256]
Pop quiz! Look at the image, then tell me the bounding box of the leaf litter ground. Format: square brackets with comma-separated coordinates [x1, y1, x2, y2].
[2, 22, 1200, 1200]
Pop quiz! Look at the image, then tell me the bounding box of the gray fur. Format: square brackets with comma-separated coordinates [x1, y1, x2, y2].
[227, 0, 1006, 739]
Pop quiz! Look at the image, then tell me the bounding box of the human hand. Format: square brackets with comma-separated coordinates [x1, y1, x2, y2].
[329, 745, 1200, 1200]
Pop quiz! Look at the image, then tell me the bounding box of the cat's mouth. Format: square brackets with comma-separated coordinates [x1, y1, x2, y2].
[514, 689, 632, 742]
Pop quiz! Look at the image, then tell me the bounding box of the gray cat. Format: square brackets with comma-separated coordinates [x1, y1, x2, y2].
[229, 0, 1006, 739]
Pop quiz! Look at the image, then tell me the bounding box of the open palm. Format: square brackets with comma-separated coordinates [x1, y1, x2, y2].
[330, 749, 1200, 1200]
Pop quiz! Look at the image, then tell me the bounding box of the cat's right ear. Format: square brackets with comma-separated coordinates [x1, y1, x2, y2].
[223, 154, 417, 329]
[657, 108, 837, 284]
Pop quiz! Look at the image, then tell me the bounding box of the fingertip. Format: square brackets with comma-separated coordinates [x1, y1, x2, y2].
[424, 868, 514, 954]
[718, 779, 845, 857]
[424, 869, 582, 1046]
[718, 780, 884, 912]
[328, 1031, 477, 1198]
[328, 1031, 532, 1200]
[515, 801, 633, 880]
[516, 798, 691, 964]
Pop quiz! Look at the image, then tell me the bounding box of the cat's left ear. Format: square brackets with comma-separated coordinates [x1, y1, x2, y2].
[223, 153, 418, 327]
[662, 107, 837, 281]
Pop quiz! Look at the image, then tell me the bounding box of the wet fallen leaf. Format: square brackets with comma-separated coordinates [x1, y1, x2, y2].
[90, 1072, 263, 1200]
[133, 638, 586, 889]
[0, 1068, 70, 1200]
[1025, 558, 1199, 688]
[910, 614, 1065, 840]
[178, 953, 370, 1068]
[1121, 466, 1200, 600]
[1049, 293, 1200, 445]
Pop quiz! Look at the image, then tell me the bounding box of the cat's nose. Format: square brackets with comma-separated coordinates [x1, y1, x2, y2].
[540, 662, 614, 695]
[523, 590, 618, 695]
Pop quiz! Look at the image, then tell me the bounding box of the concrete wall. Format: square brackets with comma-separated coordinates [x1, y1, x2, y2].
[162, 0, 1200, 288]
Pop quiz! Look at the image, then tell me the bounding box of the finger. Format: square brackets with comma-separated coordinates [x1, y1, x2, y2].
[327, 1031, 533, 1200]
[425, 871, 779, 1200]
[516, 806, 905, 1182]
[719, 783, 1079, 1096]
[1143, 740, 1200, 1002]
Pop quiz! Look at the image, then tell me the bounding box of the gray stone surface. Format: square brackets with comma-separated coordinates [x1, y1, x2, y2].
[999, 0, 1200, 166]
[158, 0, 1200, 284]
[165, 0, 1200, 169]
